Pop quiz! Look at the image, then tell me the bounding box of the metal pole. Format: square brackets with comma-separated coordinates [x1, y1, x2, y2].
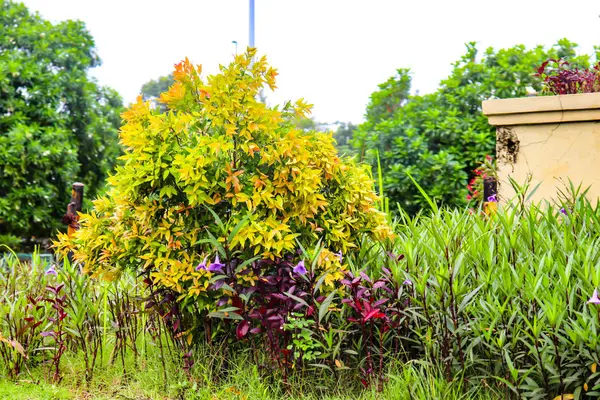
[249, 0, 255, 48]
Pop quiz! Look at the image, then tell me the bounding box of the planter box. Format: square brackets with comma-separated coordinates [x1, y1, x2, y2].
[483, 93, 600, 204]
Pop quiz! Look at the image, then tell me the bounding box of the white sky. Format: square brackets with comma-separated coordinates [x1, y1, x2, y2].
[21, 0, 600, 124]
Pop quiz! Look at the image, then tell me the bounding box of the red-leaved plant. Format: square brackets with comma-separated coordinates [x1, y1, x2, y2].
[467, 155, 496, 203]
[536, 59, 600, 95]
[340, 267, 411, 391]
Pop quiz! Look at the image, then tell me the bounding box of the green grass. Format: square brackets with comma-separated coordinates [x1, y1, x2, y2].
[0, 381, 71, 400]
[0, 356, 500, 399]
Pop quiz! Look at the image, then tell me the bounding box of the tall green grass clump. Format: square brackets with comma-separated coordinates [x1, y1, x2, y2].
[374, 185, 600, 398]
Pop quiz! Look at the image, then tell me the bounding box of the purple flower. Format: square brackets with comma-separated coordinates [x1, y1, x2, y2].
[195, 256, 208, 271]
[588, 288, 600, 305]
[403, 279, 412, 286]
[560, 207, 567, 215]
[45, 265, 57, 276]
[293, 260, 307, 275]
[487, 194, 497, 202]
[208, 255, 225, 272]
[335, 250, 343, 263]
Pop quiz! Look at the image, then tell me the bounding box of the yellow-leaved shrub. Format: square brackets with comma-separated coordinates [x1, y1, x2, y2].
[55, 49, 392, 305]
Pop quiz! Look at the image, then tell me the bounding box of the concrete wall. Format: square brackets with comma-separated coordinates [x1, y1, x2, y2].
[483, 93, 600, 205]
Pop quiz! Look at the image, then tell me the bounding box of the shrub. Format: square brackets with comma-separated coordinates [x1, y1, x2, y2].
[56, 49, 392, 313]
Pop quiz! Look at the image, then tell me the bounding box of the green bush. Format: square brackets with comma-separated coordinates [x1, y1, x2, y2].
[0, 1, 123, 238]
[352, 39, 594, 214]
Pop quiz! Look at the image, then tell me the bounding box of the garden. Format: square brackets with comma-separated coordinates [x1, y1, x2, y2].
[3, 1, 600, 399]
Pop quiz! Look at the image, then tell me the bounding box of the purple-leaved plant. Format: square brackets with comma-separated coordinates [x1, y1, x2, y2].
[536, 59, 600, 95]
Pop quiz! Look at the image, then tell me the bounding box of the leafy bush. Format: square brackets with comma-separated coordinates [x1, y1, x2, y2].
[537, 59, 600, 94]
[0, 1, 123, 238]
[352, 39, 594, 215]
[56, 50, 391, 314]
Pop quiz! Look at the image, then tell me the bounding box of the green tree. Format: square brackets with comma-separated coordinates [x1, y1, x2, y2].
[353, 39, 592, 214]
[0, 1, 123, 238]
[365, 68, 411, 124]
[140, 73, 174, 102]
[332, 122, 357, 157]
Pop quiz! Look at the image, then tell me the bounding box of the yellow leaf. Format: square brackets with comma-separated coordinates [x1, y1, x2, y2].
[553, 395, 574, 400]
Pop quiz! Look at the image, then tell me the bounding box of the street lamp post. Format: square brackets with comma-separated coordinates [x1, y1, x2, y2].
[249, 0, 255, 48]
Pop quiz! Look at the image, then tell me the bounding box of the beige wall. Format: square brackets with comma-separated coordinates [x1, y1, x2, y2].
[496, 122, 600, 204]
[483, 93, 600, 205]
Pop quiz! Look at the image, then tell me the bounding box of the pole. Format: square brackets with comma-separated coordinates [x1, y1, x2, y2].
[483, 177, 498, 215]
[249, 0, 255, 48]
[62, 182, 84, 237]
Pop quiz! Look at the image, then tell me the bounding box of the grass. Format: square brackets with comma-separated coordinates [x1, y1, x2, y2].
[0, 352, 500, 399]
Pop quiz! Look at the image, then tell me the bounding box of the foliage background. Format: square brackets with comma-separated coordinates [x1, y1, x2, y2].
[351, 39, 595, 214]
[0, 1, 123, 240]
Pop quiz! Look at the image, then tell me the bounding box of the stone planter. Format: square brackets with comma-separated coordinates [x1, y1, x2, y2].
[482, 93, 600, 204]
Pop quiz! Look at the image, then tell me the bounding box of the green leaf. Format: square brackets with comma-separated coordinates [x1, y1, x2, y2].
[319, 290, 337, 323]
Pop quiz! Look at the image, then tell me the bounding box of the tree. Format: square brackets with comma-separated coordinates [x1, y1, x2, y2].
[332, 122, 357, 157]
[0, 1, 123, 238]
[140, 73, 174, 110]
[353, 40, 592, 214]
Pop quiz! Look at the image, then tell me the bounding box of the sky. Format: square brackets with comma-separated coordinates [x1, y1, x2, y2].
[21, 0, 600, 124]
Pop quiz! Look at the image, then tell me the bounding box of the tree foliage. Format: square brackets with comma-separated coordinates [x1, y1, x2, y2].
[0, 1, 123, 237]
[333, 122, 357, 157]
[140, 73, 174, 112]
[56, 50, 392, 307]
[352, 39, 592, 214]
[140, 74, 175, 100]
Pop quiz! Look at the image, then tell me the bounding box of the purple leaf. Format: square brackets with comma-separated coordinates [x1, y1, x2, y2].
[236, 320, 250, 339]
[359, 272, 372, 283]
[373, 281, 386, 290]
[372, 298, 389, 308]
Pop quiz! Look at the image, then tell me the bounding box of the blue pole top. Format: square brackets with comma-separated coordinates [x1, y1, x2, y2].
[249, 0, 255, 48]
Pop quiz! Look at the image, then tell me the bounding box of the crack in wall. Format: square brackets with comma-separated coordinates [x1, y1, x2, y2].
[497, 96, 567, 174]
[519, 123, 560, 148]
[528, 97, 569, 173]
